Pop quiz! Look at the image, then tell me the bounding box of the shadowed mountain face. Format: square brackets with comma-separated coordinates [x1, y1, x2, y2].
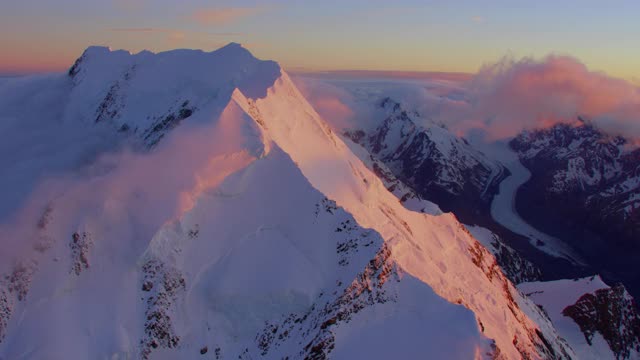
[340, 96, 590, 284]
[511, 122, 640, 299]
[563, 284, 640, 360]
[344, 97, 507, 224]
[520, 276, 640, 360]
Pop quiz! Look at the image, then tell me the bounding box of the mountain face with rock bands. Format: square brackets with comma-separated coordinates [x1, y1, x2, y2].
[344, 97, 507, 224]
[520, 276, 640, 360]
[0, 43, 637, 359]
[510, 122, 640, 300]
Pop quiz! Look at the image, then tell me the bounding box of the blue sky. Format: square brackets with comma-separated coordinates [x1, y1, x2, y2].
[1, 0, 638, 79]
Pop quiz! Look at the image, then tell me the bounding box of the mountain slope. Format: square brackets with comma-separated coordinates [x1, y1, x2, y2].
[344, 97, 507, 223]
[511, 122, 640, 299]
[0, 45, 575, 359]
[66, 43, 281, 147]
[520, 276, 640, 360]
[229, 68, 573, 359]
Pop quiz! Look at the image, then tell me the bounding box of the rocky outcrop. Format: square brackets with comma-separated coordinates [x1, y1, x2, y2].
[479, 229, 542, 284]
[0, 261, 37, 343]
[255, 244, 400, 360]
[563, 284, 640, 359]
[142, 100, 196, 147]
[465, 231, 572, 359]
[140, 258, 186, 359]
[0, 289, 9, 343]
[70, 232, 92, 276]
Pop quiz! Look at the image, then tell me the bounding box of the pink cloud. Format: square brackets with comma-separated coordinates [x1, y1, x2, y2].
[191, 7, 262, 26]
[0, 105, 261, 269]
[447, 55, 640, 141]
[292, 77, 355, 130]
[109, 27, 246, 37]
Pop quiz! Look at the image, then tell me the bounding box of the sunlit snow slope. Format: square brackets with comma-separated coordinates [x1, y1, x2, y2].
[0, 44, 575, 359]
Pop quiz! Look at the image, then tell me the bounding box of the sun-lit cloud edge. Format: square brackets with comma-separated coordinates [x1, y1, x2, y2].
[110, 28, 246, 36]
[191, 7, 264, 26]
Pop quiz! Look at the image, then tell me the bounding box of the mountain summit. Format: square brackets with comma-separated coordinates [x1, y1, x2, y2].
[0, 44, 630, 359]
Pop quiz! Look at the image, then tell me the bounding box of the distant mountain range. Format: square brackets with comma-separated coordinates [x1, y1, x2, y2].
[511, 121, 640, 300]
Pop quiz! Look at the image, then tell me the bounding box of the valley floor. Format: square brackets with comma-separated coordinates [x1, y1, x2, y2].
[481, 141, 583, 264]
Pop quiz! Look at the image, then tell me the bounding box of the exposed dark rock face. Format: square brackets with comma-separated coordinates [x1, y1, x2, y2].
[344, 97, 507, 224]
[255, 244, 400, 360]
[511, 122, 640, 298]
[364, 152, 443, 215]
[140, 258, 186, 359]
[70, 232, 92, 276]
[0, 261, 37, 343]
[251, 196, 403, 360]
[67, 50, 198, 149]
[95, 80, 125, 124]
[4, 262, 35, 302]
[0, 288, 9, 343]
[143, 100, 196, 148]
[335, 219, 375, 267]
[563, 284, 640, 359]
[68, 52, 86, 78]
[341, 98, 547, 284]
[463, 224, 573, 360]
[483, 231, 543, 284]
[0, 207, 54, 344]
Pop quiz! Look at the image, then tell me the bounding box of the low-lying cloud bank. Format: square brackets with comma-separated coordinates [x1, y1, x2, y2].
[0, 76, 260, 270]
[461, 55, 640, 140]
[296, 55, 640, 143]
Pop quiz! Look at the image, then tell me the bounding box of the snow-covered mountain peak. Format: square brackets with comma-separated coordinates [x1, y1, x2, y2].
[215, 42, 251, 55]
[65, 43, 281, 147]
[82, 45, 117, 55]
[0, 44, 580, 359]
[226, 70, 575, 359]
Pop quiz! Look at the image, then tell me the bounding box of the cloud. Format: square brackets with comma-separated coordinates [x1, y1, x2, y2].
[108, 27, 247, 47]
[109, 27, 189, 45]
[0, 100, 261, 271]
[191, 7, 263, 26]
[450, 55, 640, 141]
[471, 16, 485, 24]
[167, 31, 187, 45]
[110, 27, 245, 36]
[292, 76, 355, 131]
[294, 55, 640, 145]
[296, 70, 471, 82]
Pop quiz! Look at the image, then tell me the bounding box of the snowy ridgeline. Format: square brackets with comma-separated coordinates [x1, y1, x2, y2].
[0, 43, 632, 359]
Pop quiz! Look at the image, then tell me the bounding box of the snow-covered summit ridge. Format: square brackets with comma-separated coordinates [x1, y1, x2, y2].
[223, 65, 574, 359]
[66, 42, 281, 147]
